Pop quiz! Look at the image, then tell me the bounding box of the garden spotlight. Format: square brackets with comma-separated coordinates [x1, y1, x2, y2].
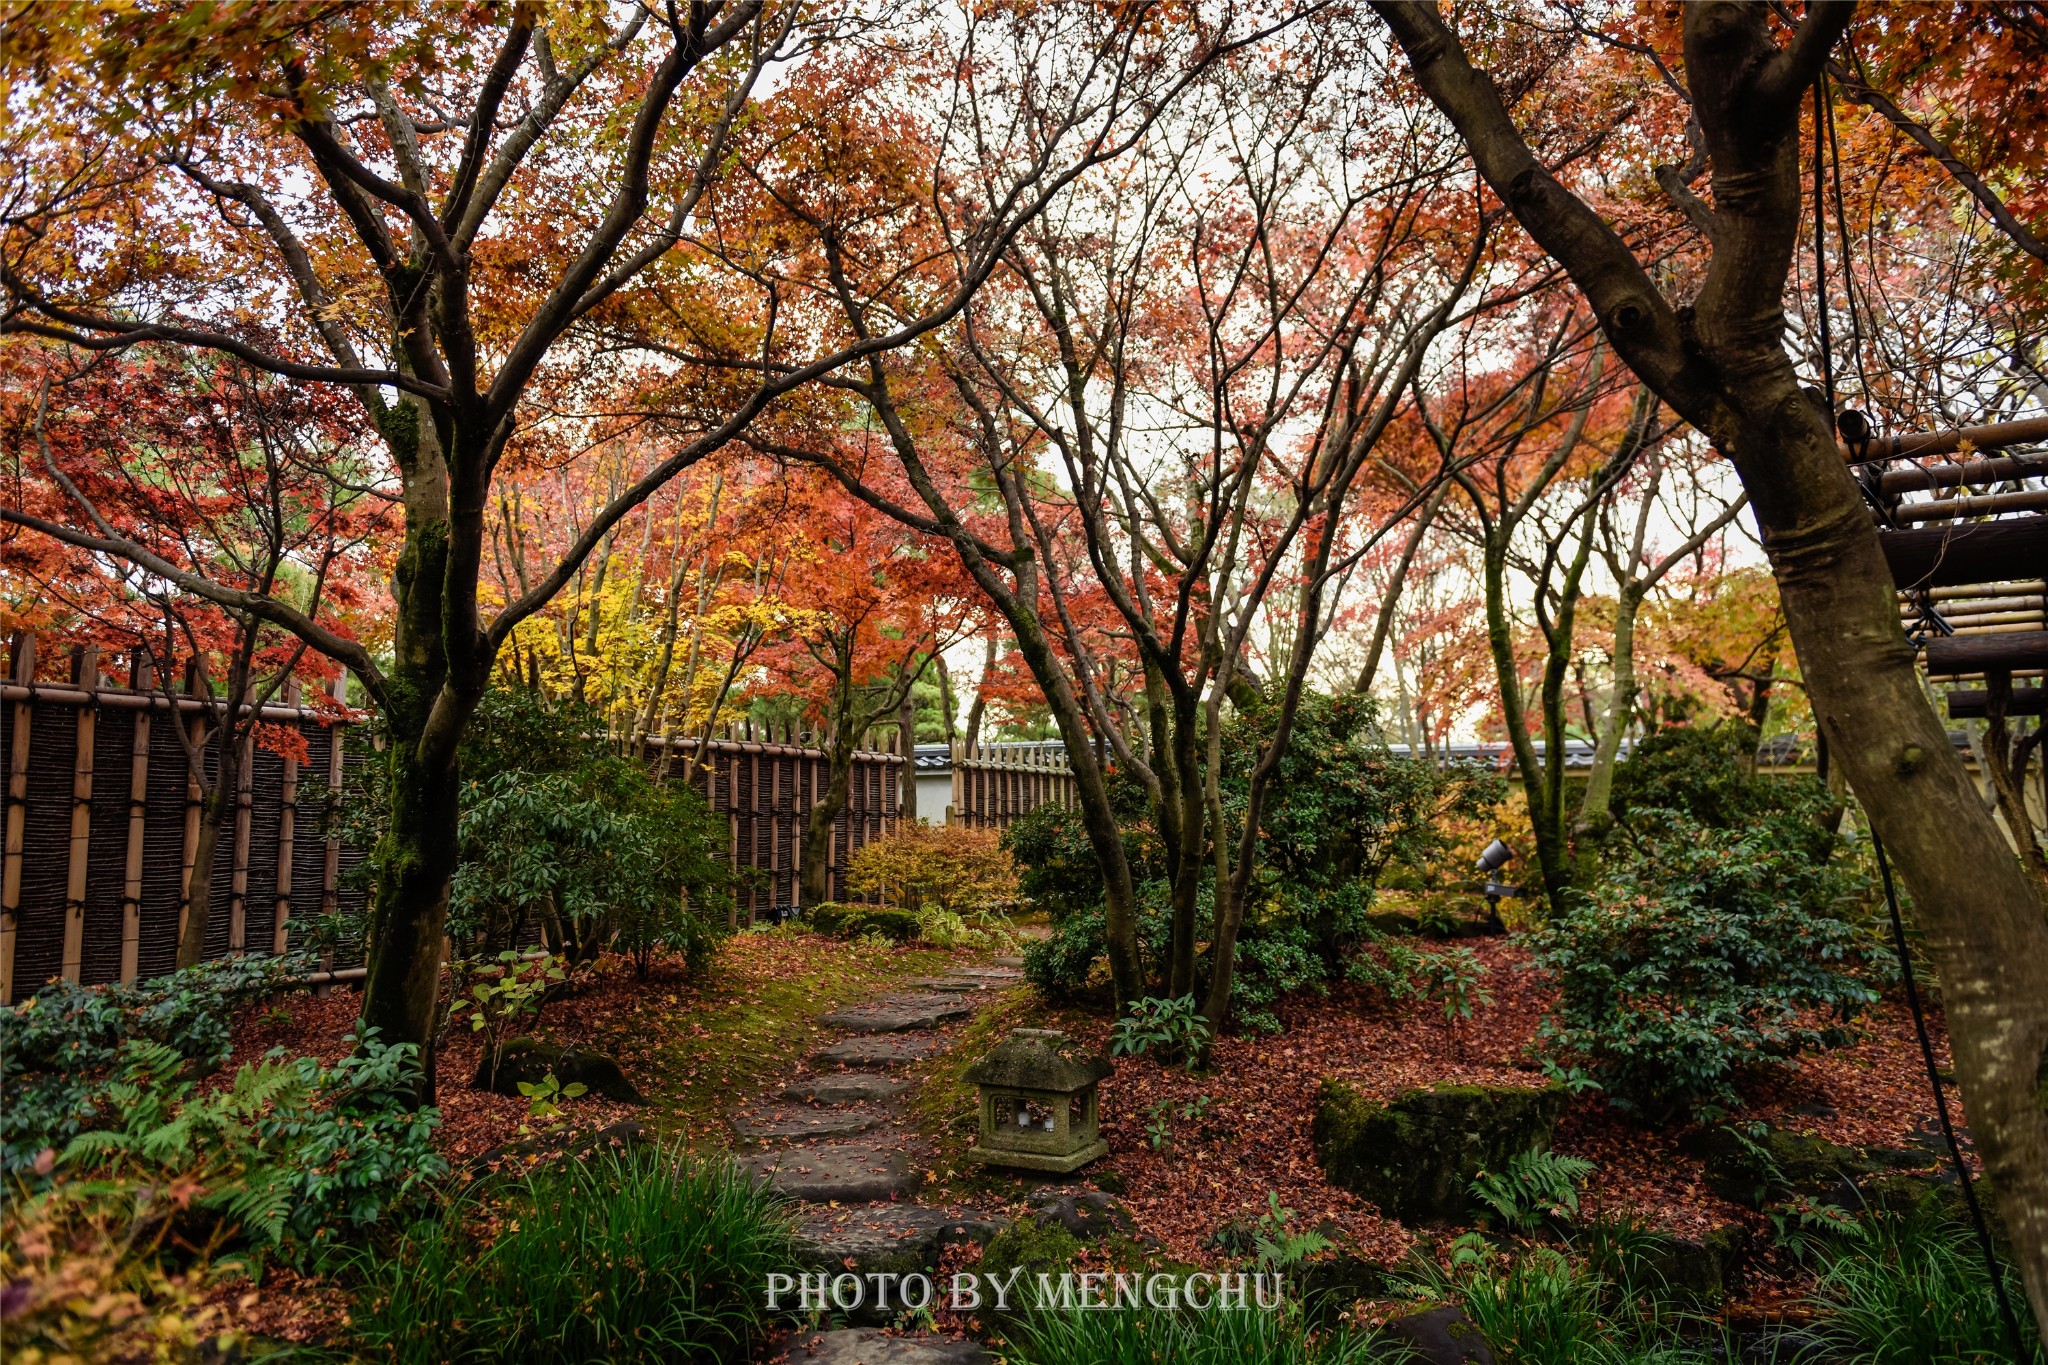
[1476, 839, 1518, 928]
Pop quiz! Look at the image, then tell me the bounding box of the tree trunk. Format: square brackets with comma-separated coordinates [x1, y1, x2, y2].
[800, 727, 857, 907]
[174, 778, 233, 971]
[962, 635, 995, 750]
[899, 688, 918, 824]
[1577, 581, 1643, 836]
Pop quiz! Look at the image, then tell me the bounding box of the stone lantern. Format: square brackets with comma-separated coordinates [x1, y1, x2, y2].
[964, 1028, 1112, 1173]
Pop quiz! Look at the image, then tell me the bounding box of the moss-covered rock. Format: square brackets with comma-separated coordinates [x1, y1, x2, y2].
[1682, 1123, 1869, 1208]
[806, 903, 920, 941]
[1591, 1222, 1748, 1304]
[1313, 1079, 1567, 1224]
[475, 1038, 643, 1103]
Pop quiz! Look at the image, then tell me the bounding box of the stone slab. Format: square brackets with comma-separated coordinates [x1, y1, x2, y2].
[781, 1073, 913, 1104]
[737, 1145, 921, 1203]
[992, 955, 1027, 968]
[779, 1329, 989, 1365]
[819, 1003, 970, 1033]
[876, 991, 980, 1014]
[812, 1035, 947, 1068]
[729, 1107, 882, 1143]
[903, 977, 989, 993]
[795, 1203, 1007, 1273]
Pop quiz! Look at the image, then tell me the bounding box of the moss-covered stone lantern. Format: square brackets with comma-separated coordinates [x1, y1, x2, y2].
[964, 1028, 1113, 1173]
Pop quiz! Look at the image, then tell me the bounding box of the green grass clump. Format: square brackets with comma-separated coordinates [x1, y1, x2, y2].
[348, 1145, 796, 1365]
[1808, 1207, 2044, 1365]
[1003, 1303, 1394, 1365]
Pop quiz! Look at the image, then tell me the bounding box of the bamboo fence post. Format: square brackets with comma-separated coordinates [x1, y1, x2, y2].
[2, 635, 35, 1002]
[61, 645, 99, 981]
[120, 655, 152, 982]
[177, 659, 208, 952]
[227, 689, 254, 952]
[273, 678, 299, 956]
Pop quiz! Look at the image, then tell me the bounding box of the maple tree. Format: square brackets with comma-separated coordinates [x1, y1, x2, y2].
[0, 2, 1275, 1078]
[743, 468, 975, 905]
[1, 348, 382, 969]
[1373, 0, 2048, 1338]
[753, 22, 1525, 1018]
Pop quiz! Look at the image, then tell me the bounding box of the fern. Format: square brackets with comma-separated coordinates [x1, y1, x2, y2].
[1470, 1150, 1598, 1231]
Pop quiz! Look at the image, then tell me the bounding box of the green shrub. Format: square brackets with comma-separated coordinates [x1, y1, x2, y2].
[1023, 909, 1108, 997]
[1530, 810, 1875, 1119]
[1225, 921, 1325, 1035]
[1809, 1208, 2044, 1365]
[1221, 691, 1504, 968]
[1002, 772, 1164, 924]
[1110, 995, 1212, 1070]
[0, 953, 312, 1179]
[349, 1145, 798, 1365]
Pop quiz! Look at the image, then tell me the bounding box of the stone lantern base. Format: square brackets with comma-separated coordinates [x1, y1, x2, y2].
[965, 1136, 1108, 1174]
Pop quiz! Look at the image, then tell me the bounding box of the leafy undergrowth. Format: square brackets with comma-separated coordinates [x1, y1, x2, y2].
[227, 932, 958, 1163]
[932, 933, 1966, 1301]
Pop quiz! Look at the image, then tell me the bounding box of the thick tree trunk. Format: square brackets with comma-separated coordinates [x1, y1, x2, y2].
[800, 729, 857, 907]
[898, 689, 918, 824]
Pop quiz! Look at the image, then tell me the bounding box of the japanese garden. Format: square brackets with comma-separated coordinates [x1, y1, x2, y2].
[4, 3, 2048, 1363]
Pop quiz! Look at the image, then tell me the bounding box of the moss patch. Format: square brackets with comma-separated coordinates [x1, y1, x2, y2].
[557, 933, 952, 1142]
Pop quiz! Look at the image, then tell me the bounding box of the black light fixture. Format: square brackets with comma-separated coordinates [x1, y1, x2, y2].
[1476, 838, 1517, 927]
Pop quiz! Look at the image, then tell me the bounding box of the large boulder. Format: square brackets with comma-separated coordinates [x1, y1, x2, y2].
[474, 1037, 644, 1103]
[1313, 1080, 1567, 1224]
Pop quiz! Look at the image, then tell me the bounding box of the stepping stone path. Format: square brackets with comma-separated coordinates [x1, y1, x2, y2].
[782, 1329, 990, 1364]
[735, 957, 1025, 1359]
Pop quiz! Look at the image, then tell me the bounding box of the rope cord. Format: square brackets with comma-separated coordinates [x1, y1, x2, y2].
[1870, 831, 2030, 1362]
[1815, 74, 2029, 1362]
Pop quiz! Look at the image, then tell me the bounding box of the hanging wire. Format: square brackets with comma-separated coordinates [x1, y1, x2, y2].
[1870, 831, 2031, 1363]
[1813, 78, 1839, 421]
[1822, 71, 1876, 410]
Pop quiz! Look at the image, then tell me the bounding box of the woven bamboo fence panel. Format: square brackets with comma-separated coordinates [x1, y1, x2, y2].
[0, 637, 358, 1004]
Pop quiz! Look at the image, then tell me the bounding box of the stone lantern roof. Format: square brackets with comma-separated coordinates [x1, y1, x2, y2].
[962, 1029, 1112, 1093]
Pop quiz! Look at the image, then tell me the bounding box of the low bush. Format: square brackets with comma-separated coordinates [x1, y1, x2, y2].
[846, 823, 1019, 915]
[1110, 994, 1212, 1070]
[1, 952, 312, 1179]
[0, 1179, 242, 1365]
[1530, 809, 1875, 1119]
[349, 1145, 798, 1365]
[54, 1030, 446, 1257]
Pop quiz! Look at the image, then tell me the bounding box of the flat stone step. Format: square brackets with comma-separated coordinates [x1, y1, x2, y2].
[738, 1145, 920, 1203]
[812, 1035, 946, 1069]
[729, 1107, 882, 1143]
[944, 967, 1023, 980]
[780, 1072, 912, 1104]
[819, 1001, 973, 1033]
[779, 1329, 989, 1365]
[903, 977, 989, 993]
[795, 1203, 1007, 1274]
[992, 955, 1027, 968]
